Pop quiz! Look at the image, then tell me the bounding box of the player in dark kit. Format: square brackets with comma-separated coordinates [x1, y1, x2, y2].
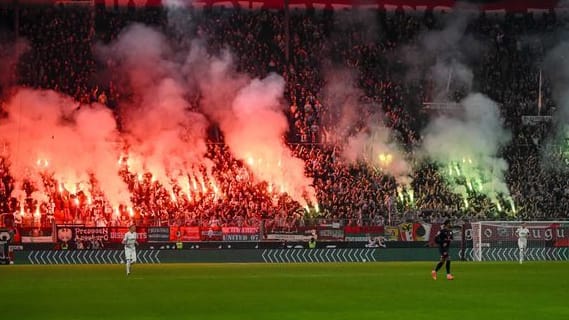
[431, 220, 454, 280]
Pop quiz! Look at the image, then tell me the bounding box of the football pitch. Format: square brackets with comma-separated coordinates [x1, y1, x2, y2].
[1, 262, 568, 320]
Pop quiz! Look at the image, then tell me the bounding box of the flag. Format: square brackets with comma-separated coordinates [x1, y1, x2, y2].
[384, 226, 399, 241]
[398, 223, 414, 241]
[413, 223, 432, 241]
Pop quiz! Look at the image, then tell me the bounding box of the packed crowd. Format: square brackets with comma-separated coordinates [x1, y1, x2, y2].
[1, 4, 569, 231]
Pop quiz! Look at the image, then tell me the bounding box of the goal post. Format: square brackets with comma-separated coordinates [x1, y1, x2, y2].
[469, 221, 569, 261]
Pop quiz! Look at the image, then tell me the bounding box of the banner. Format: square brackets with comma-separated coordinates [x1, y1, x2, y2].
[56, 226, 109, 243]
[222, 233, 260, 241]
[109, 227, 148, 244]
[266, 227, 316, 241]
[170, 226, 201, 241]
[98, 0, 566, 13]
[55, 226, 149, 244]
[222, 227, 259, 234]
[266, 233, 313, 241]
[266, 226, 341, 241]
[476, 223, 569, 242]
[522, 115, 552, 125]
[397, 223, 432, 241]
[289, 0, 561, 12]
[344, 225, 384, 241]
[222, 227, 260, 241]
[384, 226, 399, 241]
[148, 227, 171, 243]
[555, 239, 569, 247]
[317, 227, 344, 240]
[452, 224, 466, 242]
[398, 223, 414, 241]
[413, 223, 432, 241]
[200, 226, 223, 241]
[20, 227, 54, 243]
[427, 223, 467, 245]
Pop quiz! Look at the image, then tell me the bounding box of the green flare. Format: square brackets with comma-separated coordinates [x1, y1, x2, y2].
[464, 197, 469, 208]
[509, 198, 516, 214]
[439, 157, 510, 212]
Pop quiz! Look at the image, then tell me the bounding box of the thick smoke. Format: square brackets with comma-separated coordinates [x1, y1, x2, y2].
[409, 6, 512, 207]
[343, 119, 411, 185]
[194, 52, 316, 206]
[421, 93, 511, 201]
[322, 67, 411, 183]
[545, 43, 569, 123]
[404, 7, 480, 101]
[164, 0, 195, 43]
[229, 75, 316, 205]
[542, 34, 569, 170]
[96, 24, 210, 197]
[2, 21, 317, 212]
[0, 89, 130, 207]
[97, 23, 315, 206]
[321, 67, 362, 143]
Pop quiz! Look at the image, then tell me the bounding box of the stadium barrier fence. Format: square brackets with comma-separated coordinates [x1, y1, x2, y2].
[15, 247, 465, 264]
[4, 220, 569, 264]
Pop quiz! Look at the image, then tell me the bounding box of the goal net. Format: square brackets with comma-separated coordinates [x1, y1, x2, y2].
[470, 221, 569, 261]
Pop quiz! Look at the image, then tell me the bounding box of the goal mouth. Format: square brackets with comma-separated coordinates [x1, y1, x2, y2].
[469, 221, 569, 262]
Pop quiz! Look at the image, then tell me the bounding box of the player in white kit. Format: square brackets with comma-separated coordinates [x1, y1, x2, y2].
[515, 222, 530, 264]
[122, 225, 138, 275]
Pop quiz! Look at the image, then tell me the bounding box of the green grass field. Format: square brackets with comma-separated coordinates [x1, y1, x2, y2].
[1, 262, 568, 320]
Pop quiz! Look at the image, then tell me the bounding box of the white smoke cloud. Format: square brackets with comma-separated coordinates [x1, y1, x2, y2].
[343, 120, 412, 185]
[421, 93, 512, 200]
[545, 41, 569, 123]
[541, 33, 569, 170]
[322, 67, 412, 184]
[404, 7, 480, 101]
[321, 67, 362, 144]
